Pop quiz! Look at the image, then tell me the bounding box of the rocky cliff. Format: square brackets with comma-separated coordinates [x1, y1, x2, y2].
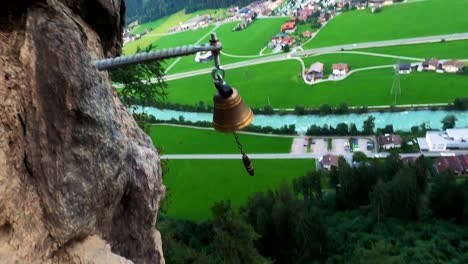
[0, 0, 165, 263]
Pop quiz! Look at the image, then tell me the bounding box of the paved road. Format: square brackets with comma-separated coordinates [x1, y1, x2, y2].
[161, 151, 468, 160]
[160, 33, 468, 82]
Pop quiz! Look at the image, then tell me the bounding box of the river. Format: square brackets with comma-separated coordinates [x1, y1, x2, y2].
[140, 107, 468, 132]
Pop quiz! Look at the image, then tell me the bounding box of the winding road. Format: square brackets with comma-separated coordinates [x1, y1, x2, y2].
[162, 32, 468, 81]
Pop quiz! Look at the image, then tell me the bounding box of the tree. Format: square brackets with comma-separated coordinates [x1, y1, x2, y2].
[362, 116, 376, 135]
[349, 123, 359, 135]
[441, 114, 457, 130]
[414, 155, 429, 193]
[319, 104, 332, 115]
[336, 102, 349, 114]
[370, 180, 390, 222]
[336, 123, 349, 136]
[352, 151, 367, 163]
[429, 171, 468, 224]
[110, 44, 167, 133]
[384, 151, 402, 181]
[209, 201, 270, 264]
[282, 44, 290, 53]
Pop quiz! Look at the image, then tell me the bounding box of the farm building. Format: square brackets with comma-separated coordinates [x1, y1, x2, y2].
[442, 60, 464, 73]
[306, 62, 324, 81]
[332, 63, 349, 76]
[378, 134, 402, 150]
[281, 36, 295, 46]
[434, 155, 468, 176]
[422, 58, 439, 71]
[302, 31, 313, 38]
[418, 129, 468, 152]
[281, 21, 297, 33]
[320, 154, 339, 170]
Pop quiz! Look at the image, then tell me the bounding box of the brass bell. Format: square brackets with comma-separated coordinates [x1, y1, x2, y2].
[213, 88, 254, 133]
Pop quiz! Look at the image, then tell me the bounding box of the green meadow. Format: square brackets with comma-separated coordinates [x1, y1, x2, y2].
[360, 40, 468, 60]
[165, 60, 468, 108]
[305, 0, 468, 49]
[162, 159, 315, 220]
[150, 125, 293, 154]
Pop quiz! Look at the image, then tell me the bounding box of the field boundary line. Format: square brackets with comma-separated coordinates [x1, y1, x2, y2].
[151, 123, 297, 138]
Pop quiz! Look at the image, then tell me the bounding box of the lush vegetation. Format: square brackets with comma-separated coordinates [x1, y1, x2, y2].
[150, 125, 292, 154]
[304, 0, 468, 49]
[165, 60, 468, 108]
[125, 0, 256, 24]
[162, 159, 315, 220]
[160, 153, 468, 263]
[360, 40, 468, 60]
[124, 25, 215, 54]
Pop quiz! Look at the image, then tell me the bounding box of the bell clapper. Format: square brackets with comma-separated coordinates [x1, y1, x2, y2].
[233, 132, 255, 176]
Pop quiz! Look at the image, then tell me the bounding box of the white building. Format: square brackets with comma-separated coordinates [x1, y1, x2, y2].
[419, 129, 468, 152]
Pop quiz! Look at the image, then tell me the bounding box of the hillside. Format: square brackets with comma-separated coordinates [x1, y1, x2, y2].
[125, 0, 257, 24]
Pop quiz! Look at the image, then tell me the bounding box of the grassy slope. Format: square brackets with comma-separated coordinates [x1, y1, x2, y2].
[167, 18, 288, 74]
[359, 40, 468, 59]
[131, 17, 169, 35]
[150, 125, 292, 154]
[163, 159, 315, 220]
[124, 25, 215, 55]
[211, 18, 288, 55]
[305, 0, 468, 49]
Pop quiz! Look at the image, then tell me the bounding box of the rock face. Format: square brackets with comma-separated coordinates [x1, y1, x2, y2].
[0, 0, 165, 263]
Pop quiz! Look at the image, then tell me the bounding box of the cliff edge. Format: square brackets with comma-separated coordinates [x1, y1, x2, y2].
[0, 0, 165, 263]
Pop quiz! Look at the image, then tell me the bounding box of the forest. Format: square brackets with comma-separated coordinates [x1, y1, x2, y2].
[124, 0, 258, 24]
[159, 153, 468, 263]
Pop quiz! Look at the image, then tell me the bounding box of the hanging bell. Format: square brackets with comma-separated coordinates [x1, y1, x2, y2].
[213, 85, 254, 133]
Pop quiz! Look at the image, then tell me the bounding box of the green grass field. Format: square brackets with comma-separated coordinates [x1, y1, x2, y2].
[304, 0, 468, 49]
[150, 125, 292, 154]
[163, 159, 315, 220]
[165, 59, 468, 108]
[124, 25, 215, 54]
[360, 40, 468, 60]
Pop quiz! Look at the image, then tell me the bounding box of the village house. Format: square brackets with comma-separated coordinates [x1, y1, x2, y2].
[417, 129, 468, 152]
[378, 134, 403, 150]
[369, 0, 384, 12]
[281, 21, 297, 33]
[297, 7, 314, 22]
[442, 60, 464, 73]
[434, 155, 468, 176]
[332, 63, 349, 76]
[398, 63, 412, 74]
[320, 154, 339, 170]
[422, 58, 439, 71]
[128, 20, 139, 30]
[281, 36, 296, 46]
[319, 14, 327, 25]
[181, 14, 211, 30]
[302, 31, 313, 38]
[306, 62, 324, 81]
